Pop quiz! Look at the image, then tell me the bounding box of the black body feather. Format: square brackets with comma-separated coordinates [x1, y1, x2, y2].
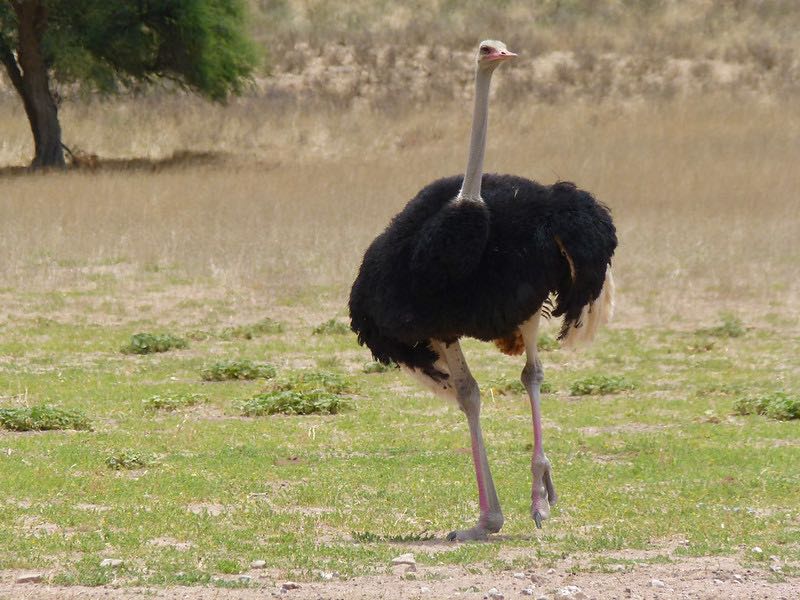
[349, 174, 617, 374]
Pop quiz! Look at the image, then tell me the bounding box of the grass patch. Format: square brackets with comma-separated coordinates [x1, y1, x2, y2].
[0, 404, 92, 432]
[312, 318, 351, 335]
[362, 361, 396, 374]
[697, 314, 746, 338]
[570, 374, 636, 396]
[241, 370, 353, 416]
[120, 332, 188, 354]
[538, 333, 560, 351]
[220, 318, 283, 340]
[201, 360, 276, 381]
[733, 391, 800, 421]
[105, 450, 156, 470]
[351, 530, 435, 543]
[142, 392, 207, 412]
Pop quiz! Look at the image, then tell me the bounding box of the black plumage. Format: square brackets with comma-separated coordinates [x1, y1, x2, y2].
[349, 173, 617, 377]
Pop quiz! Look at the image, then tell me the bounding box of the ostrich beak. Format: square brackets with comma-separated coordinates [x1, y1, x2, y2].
[488, 49, 517, 62]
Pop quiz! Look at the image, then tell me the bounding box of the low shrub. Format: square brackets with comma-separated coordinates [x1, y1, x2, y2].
[201, 360, 276, 381]
[105, 450, 155, 470]
[570, 374, 635, 396]
[734, 391, 799, 421]
[121, 333, 187, 354]
[312, 319, 350, 335]
[142, 393, 207, 412]
[0, 405, 92, 432]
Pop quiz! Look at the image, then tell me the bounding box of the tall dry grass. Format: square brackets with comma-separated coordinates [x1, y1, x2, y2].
[1, 95, 798, 328]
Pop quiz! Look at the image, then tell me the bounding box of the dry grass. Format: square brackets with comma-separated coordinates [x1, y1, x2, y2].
[0, 95, 798, 330]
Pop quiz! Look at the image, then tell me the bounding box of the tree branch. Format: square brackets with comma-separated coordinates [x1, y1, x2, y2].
[0, 34, 24, 96]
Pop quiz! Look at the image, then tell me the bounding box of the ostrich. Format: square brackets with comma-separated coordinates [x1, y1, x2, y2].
[349, 40, 617, 541]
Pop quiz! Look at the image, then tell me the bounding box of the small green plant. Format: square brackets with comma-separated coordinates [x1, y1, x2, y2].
[121, 333, 188, 354]
[142, 392, 207, 412]
[351, 530, 434, 543]
[201, 360, 276, 381]
[538, 333, 560, 351]
[362, 361, 396, 373]
[312, 318, 350, 335]
[220, 318, 283, 340]
[734, 391, 799, 421]
[105, 450, 155, 470]
[698, 314, 746, 338]
[241, 370, 354, 416]
[488, 378, 553, 395]
[215, 558, 242, 575]
[570, 374, 635, 396]
[0, 405, 91, 432]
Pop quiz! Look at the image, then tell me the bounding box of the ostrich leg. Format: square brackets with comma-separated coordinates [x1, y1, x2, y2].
[434, 340, 504, 541]
[519, 315, 558, 528]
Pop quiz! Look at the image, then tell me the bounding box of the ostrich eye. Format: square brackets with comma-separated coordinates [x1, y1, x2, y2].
[480, 46, 491, 54]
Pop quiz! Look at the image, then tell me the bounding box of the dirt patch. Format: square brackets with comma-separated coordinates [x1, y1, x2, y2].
[2, 555, 796, 599]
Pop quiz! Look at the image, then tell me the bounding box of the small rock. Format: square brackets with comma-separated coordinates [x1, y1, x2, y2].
[391, 553, 416, 566]
[420, 586, 431, 594]
[238, 575, 252, 584]
[281, 581, 300, 591]
[521, 587, 535, 596]
[317, 570, 335, 580]
[770, 565, 782, 573]
[713, 578, 724, 584]
[485, 588, 504, 600]
[751, 546, 763, 554]
[733, 574, 743, 583]
[609, 564, 626, 572]
[15, 573, 43, 584]
[100, 559, 123, 568]
[650, 578, 666, 588]
[556, 585, 586, 599]
[536, 596, 549, 600]
[513, 572, 526, 580]
[250, 560, 267, 569]
[546, 568, 556, 575]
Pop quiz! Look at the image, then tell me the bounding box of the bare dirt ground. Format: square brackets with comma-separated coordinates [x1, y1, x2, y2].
[2, 554, 796, 600]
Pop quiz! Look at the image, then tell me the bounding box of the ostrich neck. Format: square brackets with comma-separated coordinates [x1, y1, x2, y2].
[458, 67, 494, 201]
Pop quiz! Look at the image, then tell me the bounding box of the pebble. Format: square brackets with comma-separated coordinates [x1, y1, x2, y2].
[513, 572, 526, 580]
[713, 579, 724, 584]
[546, 568, 556, 575]
[556, 585, 587, 599]
[391, 553, 416, 566]
[521, 587, 535, 596]
[751, 546, 763, 554]
[100, 559, 123, 568]
[281, 581, 300, 591]
[250, 560, 267, 569]
[733, 574, 743, 583]
[650, 578, 666, 588]
[238, 575, 252, 584]
[609, 564, 626, 572]
[15, 573, 43, 584]
[770, 565, 782, 573]
[420, 586, 431, 593]
[485, 588, 504, 600]
[317, 570, 335, 580]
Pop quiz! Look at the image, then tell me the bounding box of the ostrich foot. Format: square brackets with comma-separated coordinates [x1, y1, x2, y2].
[446, 513, 504, 542]
[531, 455, 557, 528]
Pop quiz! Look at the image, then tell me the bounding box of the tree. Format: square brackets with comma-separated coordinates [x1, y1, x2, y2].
[0, 0, 258, 168]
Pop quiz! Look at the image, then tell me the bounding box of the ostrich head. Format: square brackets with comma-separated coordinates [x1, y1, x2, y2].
[476, 40, 516, 69]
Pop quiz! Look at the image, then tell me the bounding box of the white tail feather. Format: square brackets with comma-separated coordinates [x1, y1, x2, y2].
[561, 267, 615, 349]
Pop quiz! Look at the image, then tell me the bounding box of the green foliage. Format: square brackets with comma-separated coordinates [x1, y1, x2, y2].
[201, 359, 276, 381]
[215, 558, 242, 575]
[351, 530, 434, 543]
[220, 318, 284, 340]
[570, 374, 635, 396]
[121, 332, 187, 354]
[0, 404, 91, 432]
[105, 450, 155, 470]
[487, 377, 554, 395]
[734, 391, 800, 421]
[538, 333, 560, 351]
[142, 392, 207, 412]
[241, 370, 353, 416]
[698, 314, 746, 338]
[312, 318, 350, 335]
[41, 0, 258, 100]
[362, 361, 396, 374]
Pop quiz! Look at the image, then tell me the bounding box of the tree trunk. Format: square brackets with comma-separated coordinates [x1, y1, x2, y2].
[8, 1, 64, 168]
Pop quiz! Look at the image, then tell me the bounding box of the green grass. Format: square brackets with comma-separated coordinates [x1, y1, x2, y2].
[733, 391, 800, 420]
[0, 404, 92, 431]
[1, 296, 799, 587]
[120, 332, 188, 354]
[569, 374, 636, 396]
[201, 360, 277, 381]
[312, 318, 351, 335]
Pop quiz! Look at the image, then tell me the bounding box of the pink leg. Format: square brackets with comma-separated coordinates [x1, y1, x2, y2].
[433, 340, 504, 541]
[519, 316, 557, 528]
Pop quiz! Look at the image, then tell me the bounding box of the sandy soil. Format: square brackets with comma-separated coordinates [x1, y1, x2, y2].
[2, 554, 796, 600]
